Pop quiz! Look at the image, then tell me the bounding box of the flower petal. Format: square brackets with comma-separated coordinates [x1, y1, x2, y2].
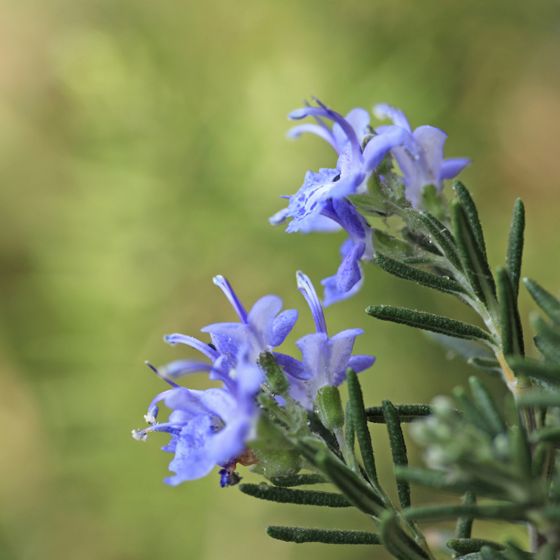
[373, 103, 412, 131]
[297, 271, 327, 334]
[248, 295, 283, 343]
[274, 352, 309, 380]
[163, 333, 219, 361]
[321, 273, 364, 307]
[439, 157, 470, 181]
[213, 275, 248, 323]
[363, 125, 410, 171]
[287, 123, 337, 150]
[165, 415, 217, 485]
[348, 354, 376, 373]
[270, 309, 298, 346]
[413, 125, 447, 182]
[336, 240, 365, 293]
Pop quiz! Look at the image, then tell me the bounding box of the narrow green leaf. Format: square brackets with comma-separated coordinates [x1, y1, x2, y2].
[534, 334, 560, 364]
[374, 253, 466, 295]
[297, 438, 385, 516]
[238, 483, 351, 507]
[453, 387, 496, 434]
[448, 538, 504, 555]
[468, 377, 506, 436]
[530, 425, 560, 444]
[366, 404, 432, 423]
[506, 199, 525, 298]
[509, 424, 531, 479]
[402, 227, 444, 256]
[532, 315, 560, 363]
[518, 391, 560, 408]
[347, 370, 378, 485]
[481, 545, 505, 560]
[269, 474, 326, 487]
[366, 305, 494, 343]
[382, 400, 410, 508]
[531, 441, 552, 477]
[468, 356, 502, 372]
[395, 467, 479, 494]
[453, 182, 488, 258]
[497, 268, 524, 356]
[524, 278, 560, 325]
[410, 210, 463, 270]
[506, 356, 560, 384]
[380, 511, 430, 560]
[266, 526, 381, 545]
[455, 492, 476, 539]
[452, 201, 496, 305]
[404, 503, 527, 522]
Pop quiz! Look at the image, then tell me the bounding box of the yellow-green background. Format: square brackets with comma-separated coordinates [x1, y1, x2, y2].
[1, 1, 559, 559]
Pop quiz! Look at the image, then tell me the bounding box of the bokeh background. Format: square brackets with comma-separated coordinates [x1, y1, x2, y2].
[1, 1, 560, 559]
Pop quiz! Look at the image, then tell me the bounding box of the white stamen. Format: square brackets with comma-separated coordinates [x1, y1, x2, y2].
[132, 429, 148, 442]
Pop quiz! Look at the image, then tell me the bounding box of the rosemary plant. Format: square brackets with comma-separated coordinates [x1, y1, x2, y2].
[133, 100, 560, 559]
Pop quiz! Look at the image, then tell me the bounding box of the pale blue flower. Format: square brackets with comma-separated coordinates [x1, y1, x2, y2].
[276, 272, 375, 409]
[374, 103, 470, 207]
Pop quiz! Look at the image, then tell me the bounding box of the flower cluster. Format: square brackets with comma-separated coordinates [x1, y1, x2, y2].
[133, 272, 374, 486]
[271, 100, 469, 305]
[133, 100, 466, 487]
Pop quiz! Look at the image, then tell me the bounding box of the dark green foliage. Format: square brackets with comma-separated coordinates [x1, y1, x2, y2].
[506, 199, 525, 298]
[506, 357, 560, 383]
[366, 403, 432, 422]
[409, 210, 463, 270]
[524, 278, 560, 325]
[451, 201, 496, 305]
[297, 438, 386, 515]
[238, 483, 351, 507]
[269, 474, 326, 487]
[403, 503, 528, 522]
[468, 377, 506, 435]
[382, 400, 411, 508]
[380, 511, 431, 560]
[497, 268, 525, 356]
[245, 183, 560, 559]
[453, 182, 488, 258]
[366, 305, 494, 342]
[374, 253, 466, 295]
[448, 538, 504, 555]
[347, 370, 378, 485]
[266, 526, 381, 545]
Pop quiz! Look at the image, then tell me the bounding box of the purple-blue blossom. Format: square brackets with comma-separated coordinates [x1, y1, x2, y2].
[276, 271, 375, 409]
[270, 100, 470, 305]
[374, 103, 470, 207]
[132, 275, 298, 485]
[201, 275, 298, 365]
[133, 346, 263, 486]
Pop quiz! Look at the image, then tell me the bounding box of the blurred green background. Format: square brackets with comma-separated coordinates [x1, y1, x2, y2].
[1, 0, 559, 558]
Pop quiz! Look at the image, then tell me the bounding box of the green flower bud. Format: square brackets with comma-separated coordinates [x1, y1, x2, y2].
[315, 386, 344, 431]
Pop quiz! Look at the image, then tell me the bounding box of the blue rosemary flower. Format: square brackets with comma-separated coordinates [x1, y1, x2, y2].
[270, 99, 408, 304]
[200, 275, 298, 364]
[374, 103, 470, 207]
[270, 99, 407, 234]
[132, 275, 299, 485]
[275, 272, 375, 409]
[160, 275, 298, 380]
[132, 347, 262, 486]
